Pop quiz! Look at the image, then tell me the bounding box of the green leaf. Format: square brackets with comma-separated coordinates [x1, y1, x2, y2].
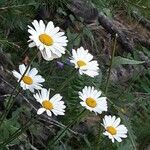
[112, 56, 145, 67]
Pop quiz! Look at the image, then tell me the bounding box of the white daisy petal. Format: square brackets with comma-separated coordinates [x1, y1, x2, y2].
[113, 118, 121, 127]
[115, 136, 122, 142]
[28, 29, 37, 36]
[32, 20, 40, 32]
[19, 64, 26, 75]
[28, 20, 68, 61]
[117, 125, 128, 132]
[12, 64, 45, 92]
[37, 108, 45, 115]
[70, 47, 99, 77]
[79, 86, 107, 114]
[111, 116, 116, 124]
[45, 21, 54, 33]
[112, 138, 115, 143]
[45, 47, 52, 58]
[117, 133, 127, 138]
[29, 86, 35, 93]
[80, 102, 87, 107]
[51, 94, 62, 103]
[102, 115, 128, 143]
[29, 68, 38, 77]
[29, 42, 36, 48]
[40, 49, 52, 61]
[34, 75, 45, 83]
[46, 110, 52, 116]
[54, 32, 65, 37]
[50, 27, 60, 36]
[20, 82, 26, 90]
[83, 70, 99, 77]
[39, 20, 45, 32]
[34, 93, 42, 103]
[34, 88, 66, 117]
[47, 89, 50, 99]
[52, 109, 65, 116]
[12, 70, 21, 79]
[41, 88, 48, 100]
[95, 91, 102, 99]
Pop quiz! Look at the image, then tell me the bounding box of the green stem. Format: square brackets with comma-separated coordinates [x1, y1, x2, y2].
[0, 114, 37, 148]
[50, 109, 86, 147]
[0, 88, 22, 125]
[0, 88, 22, 127]
[105, 35, 117, 95]
[96, 35, 117, 149]
[0, 53, 37, 127]
[96, 117, 102, 150]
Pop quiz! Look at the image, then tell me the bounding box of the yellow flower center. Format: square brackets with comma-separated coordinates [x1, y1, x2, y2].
[106, 126, 117, 135]
[39, 34, 54, 46]
[86, 97, 97, 108]
[22, 75, 33, 85]
[42, 100, 53, 110]
[77, 60, 86, 68]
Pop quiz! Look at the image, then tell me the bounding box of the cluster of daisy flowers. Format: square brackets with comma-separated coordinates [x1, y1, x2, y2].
[12, 20, 128, 143]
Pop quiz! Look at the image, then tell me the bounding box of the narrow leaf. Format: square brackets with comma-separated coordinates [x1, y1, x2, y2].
[112, 56, 145, 67]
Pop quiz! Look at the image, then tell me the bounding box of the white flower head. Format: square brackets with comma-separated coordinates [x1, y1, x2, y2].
[79, 86, 107, 114]
[102, 115, 128, 143]
[34, 88, 66, 116]
[12, 64, 45, 93]
[28, 20, 68, 61]
[70, 47, 99, 77]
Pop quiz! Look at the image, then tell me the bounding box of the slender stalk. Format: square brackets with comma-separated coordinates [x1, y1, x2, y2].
[0, 88, 22, 124]
[0, 52, 37, 127]
[96, 35, 117, 149]
[0, 87, 22, 127]
[0, 114, 37, 148]
[105, 34, 117, 95]
[49, 109, 86, 147]
[96, 118, 102, 150]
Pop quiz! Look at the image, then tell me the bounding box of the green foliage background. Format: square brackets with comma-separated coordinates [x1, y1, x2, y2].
[0, 0, 149, 149]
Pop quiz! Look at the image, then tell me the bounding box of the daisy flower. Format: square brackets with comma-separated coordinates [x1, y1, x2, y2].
[102, 115, 128, 143]
[70, 47, 99, 77]
[28, 20, 68, 61]
[12, 64, 45, 92]
[33, 88, 66, 116]
[79, 86, 107, 114]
